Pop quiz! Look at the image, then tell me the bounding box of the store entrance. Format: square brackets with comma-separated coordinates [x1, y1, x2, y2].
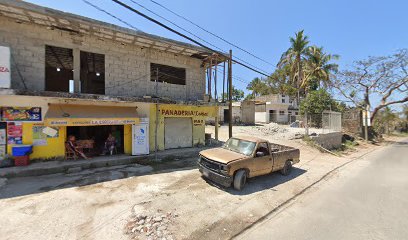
[67, 125, 124, 155]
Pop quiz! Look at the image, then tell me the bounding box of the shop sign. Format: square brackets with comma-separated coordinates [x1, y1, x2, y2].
[0, 46, 11, 89]
[161, 109, 209, 117]
[7, 122, 23, 144]
[193, 119, 205, 126]
[1, 107, 42, 121]
[46, 118, 139, 126]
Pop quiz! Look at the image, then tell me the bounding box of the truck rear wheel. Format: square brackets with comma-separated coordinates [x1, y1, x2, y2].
[233, 169, 247, 190]
[280, 160, 292, 176]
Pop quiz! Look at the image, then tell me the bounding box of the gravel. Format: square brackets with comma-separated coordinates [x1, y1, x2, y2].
[125, 210, 178, 240]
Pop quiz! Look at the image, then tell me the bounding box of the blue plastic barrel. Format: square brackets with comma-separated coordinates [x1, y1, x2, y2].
[12, 145, 33, 156]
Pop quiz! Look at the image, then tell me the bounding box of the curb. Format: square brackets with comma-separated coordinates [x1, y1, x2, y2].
[0, 148, 205, 179]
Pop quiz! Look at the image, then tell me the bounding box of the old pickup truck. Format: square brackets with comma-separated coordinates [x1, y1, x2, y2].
[198, 136, 300, 190]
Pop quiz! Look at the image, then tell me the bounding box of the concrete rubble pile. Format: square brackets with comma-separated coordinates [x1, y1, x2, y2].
[252, 122, 288, 135]
[125, 210, 178, 240]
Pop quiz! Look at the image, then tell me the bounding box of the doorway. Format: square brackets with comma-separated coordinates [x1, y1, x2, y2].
[67, 125, 124, 155]
[269, 110, 277, 123]
[224, 109, 230, 123]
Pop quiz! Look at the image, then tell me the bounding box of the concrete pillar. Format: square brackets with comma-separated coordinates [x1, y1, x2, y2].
[73, 48, 81, 93]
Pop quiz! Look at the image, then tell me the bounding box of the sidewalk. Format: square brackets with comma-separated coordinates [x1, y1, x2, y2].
[0, 146, 208, 179]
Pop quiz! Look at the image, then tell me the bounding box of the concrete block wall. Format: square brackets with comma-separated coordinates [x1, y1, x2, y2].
[241, 101, 255, 124]
[0, 16, 205, 101]
[311, 132, 343, 150]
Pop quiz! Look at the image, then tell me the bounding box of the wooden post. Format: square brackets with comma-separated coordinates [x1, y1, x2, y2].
[222, 61, 226, 102]
[214, 56, 218, 101]
[215, 115, 219, 141]
[228, 50, 233, 139]
[73, 48, 81, 93]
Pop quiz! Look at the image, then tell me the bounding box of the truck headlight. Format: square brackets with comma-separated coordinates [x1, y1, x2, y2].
[220, 164, 230, 174]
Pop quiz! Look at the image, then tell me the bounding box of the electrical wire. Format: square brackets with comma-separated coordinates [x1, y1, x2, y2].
[82, 0, 141, 31]
[149, 0, 275, 67]
[127, 0, 270, 76]
[110, 0, 272, 77]
[84, 0, 271, 78]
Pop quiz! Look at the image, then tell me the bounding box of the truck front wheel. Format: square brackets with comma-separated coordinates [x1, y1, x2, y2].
[233, 169, 247, 190]
[280, 160, 292, 176]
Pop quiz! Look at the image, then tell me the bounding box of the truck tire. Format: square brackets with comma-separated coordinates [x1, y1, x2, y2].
[233, 169, 247, 190]
[280, 160, 292, 176]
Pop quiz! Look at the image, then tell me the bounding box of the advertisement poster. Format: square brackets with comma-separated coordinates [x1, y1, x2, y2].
[33, 126, 47, 146]
[7, 122, 23, 144]
[0, 145, 5, 160]
[0, 129, 6, 145]
[1, 107, 42, 121]
[32, 125, 59, 146]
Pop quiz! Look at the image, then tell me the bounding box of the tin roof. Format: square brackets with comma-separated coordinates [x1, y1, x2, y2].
[0, 0, 215, 60]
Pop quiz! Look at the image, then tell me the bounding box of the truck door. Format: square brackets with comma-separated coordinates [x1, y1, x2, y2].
[252, 142, 273, 176]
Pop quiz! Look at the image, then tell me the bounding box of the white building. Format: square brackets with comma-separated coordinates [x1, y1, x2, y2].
[255, 94, 299, 123]
[218, 101, 255, 124]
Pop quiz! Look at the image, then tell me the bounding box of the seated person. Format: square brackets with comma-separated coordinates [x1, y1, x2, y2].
[102, 133, 116, 155]
[66, 135, 89, 159]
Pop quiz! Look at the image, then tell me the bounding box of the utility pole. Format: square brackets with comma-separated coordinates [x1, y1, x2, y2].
[228, 50, 233, 139]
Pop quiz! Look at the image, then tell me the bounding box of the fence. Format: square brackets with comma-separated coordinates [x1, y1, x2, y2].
[255, 110, 342, 133]
[321, 111, 342, 133]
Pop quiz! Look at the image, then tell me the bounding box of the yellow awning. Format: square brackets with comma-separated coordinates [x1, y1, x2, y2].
[45, 104, 139, 126]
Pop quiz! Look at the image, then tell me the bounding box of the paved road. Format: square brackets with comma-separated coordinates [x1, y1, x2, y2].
[236, 139, 408, 240]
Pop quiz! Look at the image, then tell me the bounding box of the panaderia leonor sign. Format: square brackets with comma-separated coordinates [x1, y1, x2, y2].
[159, 105, 218, 118]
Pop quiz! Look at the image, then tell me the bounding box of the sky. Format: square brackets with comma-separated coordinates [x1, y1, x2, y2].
[25, 0, 408, 109]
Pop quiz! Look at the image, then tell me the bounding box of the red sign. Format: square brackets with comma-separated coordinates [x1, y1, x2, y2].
[0, 67, 9, 72]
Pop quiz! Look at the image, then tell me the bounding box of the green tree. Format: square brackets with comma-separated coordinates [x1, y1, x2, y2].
[300, 89, 341, 127]
[278, 30, 310, 101]
[220, 85, 244, 101]
[246, 77, 268, 98]
[304, 46, 339, 90]
[374, 107, 399, 134]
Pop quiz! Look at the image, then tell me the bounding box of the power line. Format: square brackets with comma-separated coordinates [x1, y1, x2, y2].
[110, 0, 271, 78]
[82, 0, 141, 31]
[127, 0, 270, 76]
[149, 0, 275, 67]
[84, 0, 270, 76]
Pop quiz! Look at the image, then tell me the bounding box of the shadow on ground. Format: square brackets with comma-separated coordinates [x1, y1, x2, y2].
[203, 167, 307, 195]
[0, 157, 199, 200]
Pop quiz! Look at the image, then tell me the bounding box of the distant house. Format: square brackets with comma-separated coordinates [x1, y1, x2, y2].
[254, 94, 299, 123]
[218, 101, 255, 124]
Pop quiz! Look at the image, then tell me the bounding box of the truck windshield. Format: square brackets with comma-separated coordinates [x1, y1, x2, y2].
[223, 138, 256, 156]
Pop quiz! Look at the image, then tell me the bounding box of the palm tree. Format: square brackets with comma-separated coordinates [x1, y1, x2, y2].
[247, 77, 267, 98]
[278, 30, 310, 102]
[304, 46, 339, 90]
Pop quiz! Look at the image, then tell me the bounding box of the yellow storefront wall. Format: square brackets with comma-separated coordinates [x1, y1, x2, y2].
[149, 104, 218, 151]
[6, 123, 133, 159]
[6, 123, 66, 159]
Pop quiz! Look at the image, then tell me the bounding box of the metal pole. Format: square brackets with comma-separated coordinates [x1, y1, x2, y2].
[228, 50, 233, 138]
[364, 105, 369, 141]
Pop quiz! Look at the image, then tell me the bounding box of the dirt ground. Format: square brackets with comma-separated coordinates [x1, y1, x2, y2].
[205, 123, 327, 143]
[0, 127, 395, 240]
